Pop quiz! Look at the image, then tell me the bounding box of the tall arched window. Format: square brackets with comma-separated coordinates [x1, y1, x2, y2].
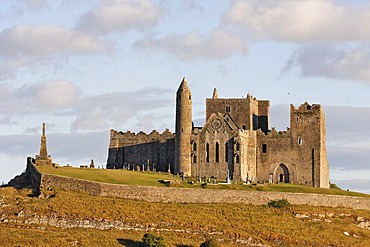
[225, 142, 228, 162]
[215, 142, 219, 162]
[206, 143, 209, 163]
[192, 154, 197, 163]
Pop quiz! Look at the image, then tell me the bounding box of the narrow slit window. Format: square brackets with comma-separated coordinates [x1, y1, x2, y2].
[226, 105, 231, 113]
[225, 142, 228, 162]
[298, 137, 303, 145]
[235, 154, 240, 163]
[235, 141, 240, 151]
[206, 143, 209, 163]
[262, 144, 267, 153]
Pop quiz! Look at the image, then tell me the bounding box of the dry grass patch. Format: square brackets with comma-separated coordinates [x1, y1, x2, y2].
[1, 187, 370, 246]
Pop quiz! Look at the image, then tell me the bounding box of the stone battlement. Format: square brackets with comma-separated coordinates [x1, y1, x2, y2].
[109, 129, 174, 148]
[291, 102, 322, 113]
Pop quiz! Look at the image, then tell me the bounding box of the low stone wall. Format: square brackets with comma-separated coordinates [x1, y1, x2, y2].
[40, 173, 370, 210]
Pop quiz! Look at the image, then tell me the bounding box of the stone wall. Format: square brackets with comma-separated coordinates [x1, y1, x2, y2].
[40, 173, 370, 210]
[107, 129, 175, 171]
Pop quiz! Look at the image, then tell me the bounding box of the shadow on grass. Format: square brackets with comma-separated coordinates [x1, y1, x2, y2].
[117, 238, 142, 246]
[27, 188, 41, 197]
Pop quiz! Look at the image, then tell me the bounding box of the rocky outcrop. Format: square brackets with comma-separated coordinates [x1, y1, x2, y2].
[7, 157, 41, 194]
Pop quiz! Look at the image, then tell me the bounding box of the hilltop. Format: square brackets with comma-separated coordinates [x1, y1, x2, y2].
[2, 161, 370, 246]
[1, 186, 370, 246]
[38, 165, 369, 198]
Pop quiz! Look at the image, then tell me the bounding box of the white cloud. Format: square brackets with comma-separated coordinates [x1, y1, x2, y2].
[223, 0, 370, 42]
[135, 29, 248, 59]
[23, 0, 49, 12]
[282, 45, 370, 83]
[0, 116, 17, 125]
[78, 0, 165, 35]
[0, 80, 80, 114]
[71, 108, 109, 132]
[0, 81, 172, 132]
[0, 24, 112, 57]
[0, 24, 113, 80]
[70, 87, 173, 132]
[34, 80, 80, 109]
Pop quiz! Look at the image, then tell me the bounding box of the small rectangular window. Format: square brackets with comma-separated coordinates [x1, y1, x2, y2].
[262, 144, 267, 153]
[226, 105, 231, 113]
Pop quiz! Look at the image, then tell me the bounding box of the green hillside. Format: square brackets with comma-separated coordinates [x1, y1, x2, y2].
[38, 165, 370, 197]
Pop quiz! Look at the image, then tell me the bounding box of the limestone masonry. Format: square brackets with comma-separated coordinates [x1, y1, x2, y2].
[35, 123, 52, 166]
[107, 78, 330, 188]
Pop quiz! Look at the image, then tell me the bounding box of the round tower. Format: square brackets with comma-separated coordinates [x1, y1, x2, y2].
[175, 77, 192, 176]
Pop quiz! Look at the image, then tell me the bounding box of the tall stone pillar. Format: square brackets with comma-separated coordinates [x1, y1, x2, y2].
[35, 123, 52, 166]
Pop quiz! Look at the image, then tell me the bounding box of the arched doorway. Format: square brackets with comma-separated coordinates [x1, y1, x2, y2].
[274, 164, 290, 183]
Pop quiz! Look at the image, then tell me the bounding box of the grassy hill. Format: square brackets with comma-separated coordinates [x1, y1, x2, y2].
[0, 186, 369, 246]
[38, 165, 370, 198]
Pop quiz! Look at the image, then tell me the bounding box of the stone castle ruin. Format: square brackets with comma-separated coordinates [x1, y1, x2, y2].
[107, 78, 329, 188]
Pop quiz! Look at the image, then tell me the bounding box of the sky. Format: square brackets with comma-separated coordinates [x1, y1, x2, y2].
[0, 0, 370, 193]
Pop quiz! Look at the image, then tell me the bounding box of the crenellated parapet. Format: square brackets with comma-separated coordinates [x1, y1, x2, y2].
[109, 128, 175, 148]
[291, 102, 321, 113]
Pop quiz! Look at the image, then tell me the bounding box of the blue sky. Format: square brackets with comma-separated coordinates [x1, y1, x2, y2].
[1, 0, 370, 193]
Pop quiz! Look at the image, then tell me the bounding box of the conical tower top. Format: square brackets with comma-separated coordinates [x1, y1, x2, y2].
[212, 88, 218, 99]
[177, 77, 190, 93]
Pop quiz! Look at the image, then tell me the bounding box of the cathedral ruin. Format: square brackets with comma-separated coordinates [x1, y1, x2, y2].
[107, 78, 330, 188]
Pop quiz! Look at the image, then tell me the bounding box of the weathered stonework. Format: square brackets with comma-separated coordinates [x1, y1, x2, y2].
[35, 123, 52, 166]
[40, 173, 370, 210]
[107, 78, 330, 188]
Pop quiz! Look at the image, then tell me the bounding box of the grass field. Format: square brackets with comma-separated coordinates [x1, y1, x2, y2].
[0, 187, 369, 246]
[38, 165, 370, 197]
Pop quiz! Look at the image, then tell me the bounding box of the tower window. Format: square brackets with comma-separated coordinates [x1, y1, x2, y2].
[262, 144, 267, 153]
[235, 154, 240, 163]
[235, 141, 240, 151]
[226, 105, 231, 113]
[215, 142, 219, 163]
[206, 143, 209, 163]
[192, 141, 197, 151]
[298, 137, 303, 145]
[192, 154, 197, 163]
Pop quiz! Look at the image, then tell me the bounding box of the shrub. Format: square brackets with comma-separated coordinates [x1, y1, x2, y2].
[200, 239, 219, 247]
[142, 233, 166, 247]
[267, 199, 291, 209]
